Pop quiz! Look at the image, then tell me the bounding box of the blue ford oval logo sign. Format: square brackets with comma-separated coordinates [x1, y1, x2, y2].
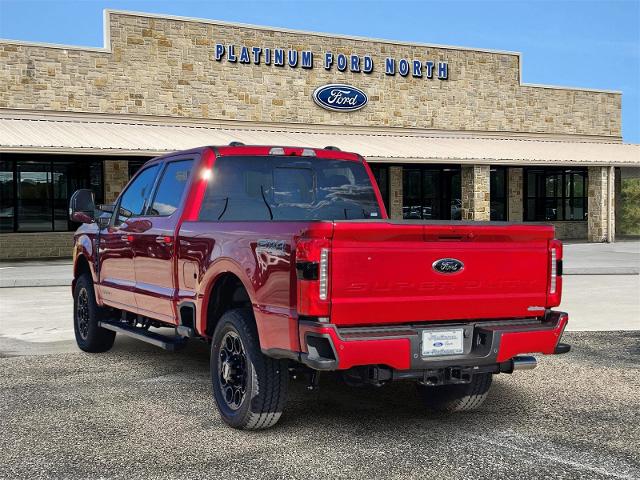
[312, 84, 368, 112]
[432, 258, 464, 274]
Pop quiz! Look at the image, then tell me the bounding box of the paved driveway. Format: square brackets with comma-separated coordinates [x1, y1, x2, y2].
[1, 332, 639, 480]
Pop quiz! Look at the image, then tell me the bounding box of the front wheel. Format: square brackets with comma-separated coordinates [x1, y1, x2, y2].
[73, 274, 115, 353]
[417, 373, 493, 412]
[210, 309, 288, 430]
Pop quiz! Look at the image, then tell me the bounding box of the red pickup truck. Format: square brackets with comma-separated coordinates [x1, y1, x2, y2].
[69, 144, 570, 430]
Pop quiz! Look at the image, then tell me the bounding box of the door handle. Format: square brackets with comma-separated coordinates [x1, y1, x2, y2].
[155, 235, 173, 246]
[121, 234, 134, 242]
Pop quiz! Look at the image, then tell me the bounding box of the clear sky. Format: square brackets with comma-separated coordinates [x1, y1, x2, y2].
[1, 0, 638, 142]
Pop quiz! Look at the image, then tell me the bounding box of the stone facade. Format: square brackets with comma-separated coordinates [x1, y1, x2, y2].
[388, 166, 403, 219]
[588, 166, 615, 242]
[550, 221, 588, 240]
[0, 11, 621, 138]
[0, 232, 74, 259]
[507, 168, 523, 222]
[104, 160, 130, 203]
[461, 165, 490, 221]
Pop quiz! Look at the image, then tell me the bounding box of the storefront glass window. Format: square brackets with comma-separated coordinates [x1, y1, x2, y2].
[0, 155, 105, 232]
[369, 165, 389, 213]
[524, 168, 588, 221]
[402, 166, 461, 220]
[0, 161, 14, 232]
[17, 162, 51, 232]
[490, 167, 508, 221]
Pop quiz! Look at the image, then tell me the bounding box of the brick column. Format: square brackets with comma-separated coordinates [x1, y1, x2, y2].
[461, 165, 490, 221]
[389, 166, 403, 219]
[614, 167, 622, 239]
[104, 160, 129, 204]
[588, 166, 615, 242]
[507, 167, 523, 222]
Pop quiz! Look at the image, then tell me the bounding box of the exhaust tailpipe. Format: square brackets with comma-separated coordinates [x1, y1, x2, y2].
[511, 356, 537, 371]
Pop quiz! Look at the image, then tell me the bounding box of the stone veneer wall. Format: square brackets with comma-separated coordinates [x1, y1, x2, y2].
[507, 167, 524, 222]
[588, 166, 614, 242]
[550, 222, 588, 240]
[461, 165, 490, 221]
[104, 160, 130, 203]
[0, 12, 621, 137]
[0, 232, 74, 259]
[388, 166, 403, 219]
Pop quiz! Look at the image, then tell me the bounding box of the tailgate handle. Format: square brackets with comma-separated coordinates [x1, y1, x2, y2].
[435, 235, 468, 241]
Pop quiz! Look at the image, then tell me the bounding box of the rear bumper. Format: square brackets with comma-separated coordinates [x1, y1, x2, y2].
[298, 311, 569, 371]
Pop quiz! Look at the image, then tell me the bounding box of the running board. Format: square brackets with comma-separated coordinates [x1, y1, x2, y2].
[98, 321, 187, 351]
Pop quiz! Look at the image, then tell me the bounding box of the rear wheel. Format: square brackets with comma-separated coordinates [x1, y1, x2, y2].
[417, 373, 492, 412]
[210, 308, 288, 430]
[73, 274, 115, 353]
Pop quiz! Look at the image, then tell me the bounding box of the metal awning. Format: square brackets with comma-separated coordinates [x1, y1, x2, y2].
[1, 111, 638, 166]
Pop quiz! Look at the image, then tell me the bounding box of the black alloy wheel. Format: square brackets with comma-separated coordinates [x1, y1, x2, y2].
[210, 308, 289, 430]
[73, 273, 116, 352]
[217, 331, 247, 410]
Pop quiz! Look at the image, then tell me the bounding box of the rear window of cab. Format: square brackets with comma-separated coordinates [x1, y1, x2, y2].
[199, 156, 381, 221]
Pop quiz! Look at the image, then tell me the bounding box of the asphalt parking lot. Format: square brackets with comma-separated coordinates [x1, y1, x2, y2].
[0, 242, 638, 479]
[0, 332, 639, 479]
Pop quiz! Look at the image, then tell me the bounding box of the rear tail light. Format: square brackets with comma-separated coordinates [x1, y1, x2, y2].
[319, 248, 329, 300]
[548, 239, 563, 307]
[550, 247, 557, 294]
[296, 238, 330, 317]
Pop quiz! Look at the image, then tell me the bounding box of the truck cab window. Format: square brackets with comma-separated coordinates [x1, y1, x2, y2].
[148, 160, 194, 216]
[116, 164, 160, 225]
[199, 156, 380, 222]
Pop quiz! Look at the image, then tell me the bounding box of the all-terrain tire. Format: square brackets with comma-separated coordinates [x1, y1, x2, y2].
[73, 273, 116, 353]
[417, 373, 493, 412]
[210, 308, 288, 430]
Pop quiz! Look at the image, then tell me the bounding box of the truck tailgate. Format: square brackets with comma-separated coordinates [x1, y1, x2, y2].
[329, 222, 554, 326]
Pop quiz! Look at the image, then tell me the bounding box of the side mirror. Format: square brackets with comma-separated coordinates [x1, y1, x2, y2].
[69, 189, 96, 224]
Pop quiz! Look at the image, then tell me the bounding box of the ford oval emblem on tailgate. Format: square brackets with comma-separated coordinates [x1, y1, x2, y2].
[432, 258, 464, 274]
[312, 84, 368, 112]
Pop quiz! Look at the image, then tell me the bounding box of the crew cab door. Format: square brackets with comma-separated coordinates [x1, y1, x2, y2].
[132, 158, 195, 324]
[98, 163, 161, 310]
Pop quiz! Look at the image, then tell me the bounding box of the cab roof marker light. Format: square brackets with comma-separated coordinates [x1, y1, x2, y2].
[269, 147, 285, 155]
[301, 148, 316, 157]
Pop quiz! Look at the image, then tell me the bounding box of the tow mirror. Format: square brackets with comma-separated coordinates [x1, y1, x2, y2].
[69, 189, 96, 224]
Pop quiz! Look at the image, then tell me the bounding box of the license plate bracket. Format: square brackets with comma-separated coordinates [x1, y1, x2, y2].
[421, 328, 464, 357]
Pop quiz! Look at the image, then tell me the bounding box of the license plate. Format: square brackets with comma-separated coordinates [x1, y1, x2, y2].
[422, 328, 464, 357]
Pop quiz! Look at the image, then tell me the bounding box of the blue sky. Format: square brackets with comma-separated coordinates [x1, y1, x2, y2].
[1, 0, 638, 142]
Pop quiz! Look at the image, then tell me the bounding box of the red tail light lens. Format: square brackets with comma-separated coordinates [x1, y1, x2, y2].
[547, 239, 563, 307]
[296, 238, 330, 317]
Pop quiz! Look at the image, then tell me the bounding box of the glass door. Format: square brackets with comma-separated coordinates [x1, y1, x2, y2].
[402, 166, 460, 220]
[17, 162, 51, 232]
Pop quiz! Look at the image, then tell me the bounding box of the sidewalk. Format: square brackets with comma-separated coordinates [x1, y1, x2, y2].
[0, 259, 72, 288]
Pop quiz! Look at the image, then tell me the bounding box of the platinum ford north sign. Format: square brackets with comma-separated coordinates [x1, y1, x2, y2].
[313, 84, 368, 112]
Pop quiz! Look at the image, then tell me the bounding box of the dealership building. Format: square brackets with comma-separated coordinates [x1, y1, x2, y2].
[0, 10, 639, 259]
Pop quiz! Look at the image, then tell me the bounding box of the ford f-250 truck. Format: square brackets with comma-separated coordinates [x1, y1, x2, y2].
[69, 144, 570, 430]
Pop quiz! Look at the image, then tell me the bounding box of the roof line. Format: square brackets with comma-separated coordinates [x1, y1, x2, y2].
[0, 9, 622, 95]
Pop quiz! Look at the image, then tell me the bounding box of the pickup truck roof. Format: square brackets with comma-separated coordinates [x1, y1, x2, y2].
[150, 145, 363, 163]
